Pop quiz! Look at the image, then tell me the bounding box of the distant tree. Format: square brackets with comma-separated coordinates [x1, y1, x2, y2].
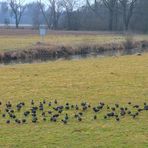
[0, 2, 9, 24]
[102, 0, 118, 30]
[86, 0, 108, 29]
[131, 0, 148, 32]
[0, 0, 147, 32]
[86, 0, 101, 16]
[38, 0, 62, 29]
[119, 0, 138, 30]
[4, 18, 10, 26]
[8, 0, 26, 28]
[60, 0, 79, 30]
[26, 2, 42, 29]
[1, 2, 9, 13]
[32, 5, 41, 29]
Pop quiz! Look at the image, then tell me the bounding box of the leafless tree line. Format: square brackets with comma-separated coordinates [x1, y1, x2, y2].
[1, 0, 148, 32]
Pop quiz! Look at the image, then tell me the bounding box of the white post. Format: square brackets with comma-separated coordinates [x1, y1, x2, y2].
[39, 25, 46, 42]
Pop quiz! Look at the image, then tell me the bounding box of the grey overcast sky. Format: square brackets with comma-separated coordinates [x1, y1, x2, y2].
[23, 0, 37, 3]
[1, 0, 37, 4]
[1, 0, 86, 6]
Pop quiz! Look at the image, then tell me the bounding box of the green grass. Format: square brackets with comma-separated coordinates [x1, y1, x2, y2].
[0, 33, 148, 51]
[0, 53, 148, 148]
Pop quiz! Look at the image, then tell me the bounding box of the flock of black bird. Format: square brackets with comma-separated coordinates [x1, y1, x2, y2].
[0, 99, 147, 125]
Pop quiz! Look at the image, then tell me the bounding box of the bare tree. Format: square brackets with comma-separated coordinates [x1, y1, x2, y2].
[38, 1, 50, 27]
[38, 0, 62, 29]
[61, 0, 78, 30]
[102, 0, 118, 30]
[8, 0, 26, 28]
[86, 0, 101, 16]
[119, 0, 137, 30]
[0, 2, 9, 25]
[86, 0, 107, 29]
[26, 2, 42, 29]
[1, 2, 9, 14]
[134, 0, 148, 32]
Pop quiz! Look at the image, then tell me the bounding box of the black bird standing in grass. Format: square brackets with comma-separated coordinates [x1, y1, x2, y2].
[18, 119, 21, 124]
[48, 110, 52, 115]
[50, 116, 57, 122]
[79, 112, 83, 116]
[107, 105, 110, 110]
[10, 110, 14, 113]
[58, 109, 63, 114]
[48, 102, 52, 107]
[78, 117, 82, 122]
[65, 114, 69, 120]
[127, 111, 131, 115]
[6, 120, 10, 124]
[31, 100, 34, 105]
[24, 111, 30, 117]
[138, 108, 143, 112]
[74, 114, 79, 118]
[5, 108, 9, 112]
[132, 114, 136, 119]
[6, 101, 12, 108]
[115, 104, 119, 108]
[42, 112, 46, 117]
[61, 119, 67, 124]
[12, 114, 16, 119]
[43, 100, 46, 104]
[65, 105, 70, 110]
[107, 112, 115, 117]
[120, 110, 126, 116]
[104, 115, 107, 119]
[93, 107, 99, 113]
[43, 118, 46, 121]
[133, 105, 139, 108]
[71, 105, 74, 109]
[2, 114, 6, 118]
[82, 106, 88, 111]
[22, 119, 26, 124]
[75, 105, 79, 110]
[94, 115, 97, 120]
[100, 102, 105, 106]
[111, 107, 116, 111]
[54, 99, 58, 104]
[39, 104, 44, 111]
[116, 117, 120, 122]
[144, 105, 148, 110]
[32, 117, 38, 123]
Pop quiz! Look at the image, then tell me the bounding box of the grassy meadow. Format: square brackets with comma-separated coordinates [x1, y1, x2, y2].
[0, 53, 148, 148]
[0, 29, 148, 51]
[0, 34, 124, 51]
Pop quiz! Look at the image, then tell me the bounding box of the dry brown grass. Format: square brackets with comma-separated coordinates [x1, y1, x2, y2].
[0, 39, 148, 64]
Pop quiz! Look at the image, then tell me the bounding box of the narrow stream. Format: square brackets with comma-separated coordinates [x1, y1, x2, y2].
[0, 47, 148, 65]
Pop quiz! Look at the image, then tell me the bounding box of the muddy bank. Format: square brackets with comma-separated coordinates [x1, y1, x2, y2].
[0, 40, 148, 64]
